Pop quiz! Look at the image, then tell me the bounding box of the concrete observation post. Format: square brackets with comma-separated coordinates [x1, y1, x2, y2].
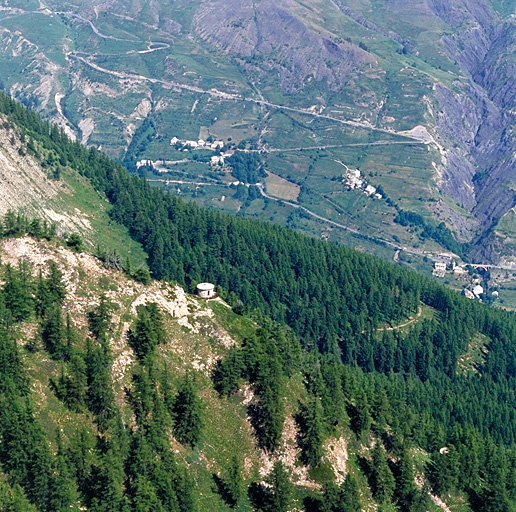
[196, 282, 215, 298]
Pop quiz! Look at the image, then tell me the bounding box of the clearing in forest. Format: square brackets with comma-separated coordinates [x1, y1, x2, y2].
[264, 171, 301, 201]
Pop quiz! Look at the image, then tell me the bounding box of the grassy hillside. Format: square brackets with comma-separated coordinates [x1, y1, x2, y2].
[0, 113, 147, 268]
[0, 232, 469, 511]
[0, 235, 261, 511]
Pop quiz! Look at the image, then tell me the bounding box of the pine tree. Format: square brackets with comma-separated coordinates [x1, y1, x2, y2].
[476, 445, 512, 512]
[297, 397, 326, 467]
[371, 388, 390, 430]
[428, 446, 460, 496]
[0, 477, 36, 512]
[88, 295, 112, 342]
[89, 422, 128, 511]
[128, 303, 165, 362]
[321, 358, 348, 430]
[131, 476, 166, 512]
[3, 262, 33, 322]
[35, 270, 45, 318]
[217, 455, 243, 508]
[395, 449, 418, 511]
[36, 261, 66, 317]
[40, 303, 64, 358]
[66, 233, 84, 252]
[0, 326, 28, 394]
[48, 431, 81, 511]
[370, 444, 395, 504]
[349, 389, 372, 437]
[212, 346, 243, 396]
[257, 382, 284, 452]
[85, 339, 115, 432]
[64, 355, 88, 412]
[266, 462, 293, 512]
[128, 307, 156, 361]
[337, 473, 361, 512]
[250, 462, 294, 512]
[171, 376, 203, 447]
[67, 427, 96, 502]
[64, 313, 75, 360]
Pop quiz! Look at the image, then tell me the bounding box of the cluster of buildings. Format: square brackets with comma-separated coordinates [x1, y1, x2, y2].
[463, 285, 484, 300]
[431, 254, 499, 302]
[432, 253, 454, 277]
[135, 159, 153, 169]
[432, 253, 469, 278]
[463, 283, 500, 301]
[346, 169, 363, 189]
[211, 149, 235, 166]
[210, 155, 225, 166]
[170, 136, 224, 150]
[463, 286, 499, 301]
[170, 136, 233, 167]
[135, 137, 233, 170]
[344, 170, 382, 199]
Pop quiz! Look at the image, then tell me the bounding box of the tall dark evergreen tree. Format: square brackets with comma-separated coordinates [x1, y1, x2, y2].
[297, 397, 326, 467]
[369, 444, 395, 504]
[40, 303, 64, 358]
[428, 446, 460, 496]
[48, 432, 81, 511]
[216, 455, 243, 508]
[249, 462, 293, 512]
[128, 303, 165, 362]
[35, 261, 66, 318]
[3, 261, 33, 322]
[266, 462, 293, 512]
[85, 339, 115, 432]
[395, 449, 418, 511]
[212, 346, 243, 397]
[338, 474, 362, 512]
[88, 295, 113, 342]
[170, 376, 203, 447]
[0, 477, 36, 512]
[349, 389, 372, 437]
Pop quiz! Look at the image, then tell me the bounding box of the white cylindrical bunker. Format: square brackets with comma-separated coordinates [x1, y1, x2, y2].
[196, 282, 215, 298]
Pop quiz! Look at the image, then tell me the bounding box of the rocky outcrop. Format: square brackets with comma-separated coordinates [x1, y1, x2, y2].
[421, 3, 516, 261]
[331, 0, 404, 44]
[428, 0, 493, 30]
[433, 85, 483, 211]
[193, 0, 374, 92]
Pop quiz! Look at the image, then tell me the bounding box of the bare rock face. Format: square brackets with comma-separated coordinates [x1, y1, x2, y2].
[428, 0, 492, 28]
[417, 1, 516, 260]
[193, 0, 374, 92]
[433, 85, 483, 211]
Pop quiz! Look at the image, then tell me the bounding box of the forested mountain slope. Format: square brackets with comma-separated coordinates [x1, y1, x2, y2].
[3, 90, 516, 511]
[1, 220, 516, 512]
[2, 0, 516, 263]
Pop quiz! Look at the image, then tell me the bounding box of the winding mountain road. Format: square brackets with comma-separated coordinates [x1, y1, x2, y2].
[66, 52, 426, 143]
[256, 183, 405, 249]
[255, 183, 516, 270]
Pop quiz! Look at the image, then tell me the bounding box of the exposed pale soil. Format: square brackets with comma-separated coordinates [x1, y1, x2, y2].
[258, 415, 318, 489]
[0, 236, 236, 385]
[78, 117, 95, 144]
